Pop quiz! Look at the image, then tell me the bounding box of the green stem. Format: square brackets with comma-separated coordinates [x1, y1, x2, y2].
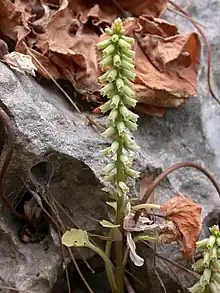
[115, 135, 125, 293]
[89, 243, 117, 292]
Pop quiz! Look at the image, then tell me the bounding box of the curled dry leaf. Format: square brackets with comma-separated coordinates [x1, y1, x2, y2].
[122, 16, 201, 116]
[160, 195, 202, 258]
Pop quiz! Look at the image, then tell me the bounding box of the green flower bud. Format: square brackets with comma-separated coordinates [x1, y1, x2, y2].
[105, 28, 113, 35]
[123, 133, 139, 151]
[124, 85, 135, 97]
[102, 163, 115, 174]
[109, 141, 120, 154]
[107, 109, 118, 124]
[103, 44, 115, 56]
[100, 146, 111, 156]
[125, 168, 140, 178]
[110, 95, 120, 108]
[121, 35, 135, 44]
[113, 54, 121, 67]
[101, 83, 115, 97]
[104, 171, 116, 182]
[216, 237, 220, 247]
[102, 126, 116, 138]
[217, 248, 220, 257]
[123, 77, 134, 88]
[116, 121, 125, 134]
[116, 78, 125, 92]
[188, 282, 203, 293]
[207, 235, 216, 248]
[212, 272, 220, 284]
[121, 54, 133, 63]
[204, 251, 210, 267]
[127, 110, 139, 122]
[98, 70, 110, 84]
[192, 259, 205, 272]
[100, 100, 111, 114]
[121, 60, 135, 71]
[121, 47, 135, 58]
[97, 39, 112, 49]
[119, 105, 129, 118]
[196, 238, 209, 248]
[124, 120, 138, 131]
[112, 18, 124, 34]
[122, 95, 137, 108]
[210, 225, 220, 236]
[111, 34, 119, 42]
[209, 281, 218, 293]
[122, 69, 136, 81]
[118, 181, 129, 194]
[200, 268, 211, 288]
[118, 38, 131, 49]
[212, 259, 220, 272]
[107, 69, 118, 82]
[120, 154, 133, 168]
[99, 55, 112, 68]
[210, 245, 218, 259]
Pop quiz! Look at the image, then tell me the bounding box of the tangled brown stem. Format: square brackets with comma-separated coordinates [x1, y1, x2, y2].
[134, 162, 220, 222]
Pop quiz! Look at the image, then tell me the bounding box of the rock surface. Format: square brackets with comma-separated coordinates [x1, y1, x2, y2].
[0, 0, 220, 292]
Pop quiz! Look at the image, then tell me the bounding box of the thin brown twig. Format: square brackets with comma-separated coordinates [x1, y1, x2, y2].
[155, 268, 167, 293]
[168, 0, 220, 106]
[134, 162, 220, 222]
[124, 276, 136, 293]
[57, 229, 72, 293]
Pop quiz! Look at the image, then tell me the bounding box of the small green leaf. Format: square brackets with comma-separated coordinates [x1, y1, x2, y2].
[106, 201, 117, 210]
[62, 229, 90, 247]
[99, 220, 120, 228]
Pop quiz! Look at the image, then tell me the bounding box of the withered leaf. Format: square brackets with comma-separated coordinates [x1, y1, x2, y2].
[123, 16, 201, 116]
[160, 195, 202, 258]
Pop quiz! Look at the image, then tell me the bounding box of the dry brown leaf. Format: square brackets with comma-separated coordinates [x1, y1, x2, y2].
[160, 195, 202, 258]
[123, 16, 201, 116]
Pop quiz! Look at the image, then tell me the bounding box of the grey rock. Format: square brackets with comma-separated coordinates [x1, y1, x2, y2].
[0, 0, 220, 292]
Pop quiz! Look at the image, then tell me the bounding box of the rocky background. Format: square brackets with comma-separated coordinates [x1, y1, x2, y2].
[0, 0, 220, 292]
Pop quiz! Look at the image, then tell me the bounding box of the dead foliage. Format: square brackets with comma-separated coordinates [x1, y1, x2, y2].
[161, 194, 202, 258]
[0, 0, 201, 115]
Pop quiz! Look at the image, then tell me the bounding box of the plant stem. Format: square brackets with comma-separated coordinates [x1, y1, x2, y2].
[89, 242, 117, 292]
[115, 135, 125, 293]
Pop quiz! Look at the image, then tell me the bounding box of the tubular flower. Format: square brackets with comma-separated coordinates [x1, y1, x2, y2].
[97, 18, 139, 196]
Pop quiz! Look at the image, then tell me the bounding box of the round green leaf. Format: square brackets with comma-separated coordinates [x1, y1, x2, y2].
[61, 229, 90, 247]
